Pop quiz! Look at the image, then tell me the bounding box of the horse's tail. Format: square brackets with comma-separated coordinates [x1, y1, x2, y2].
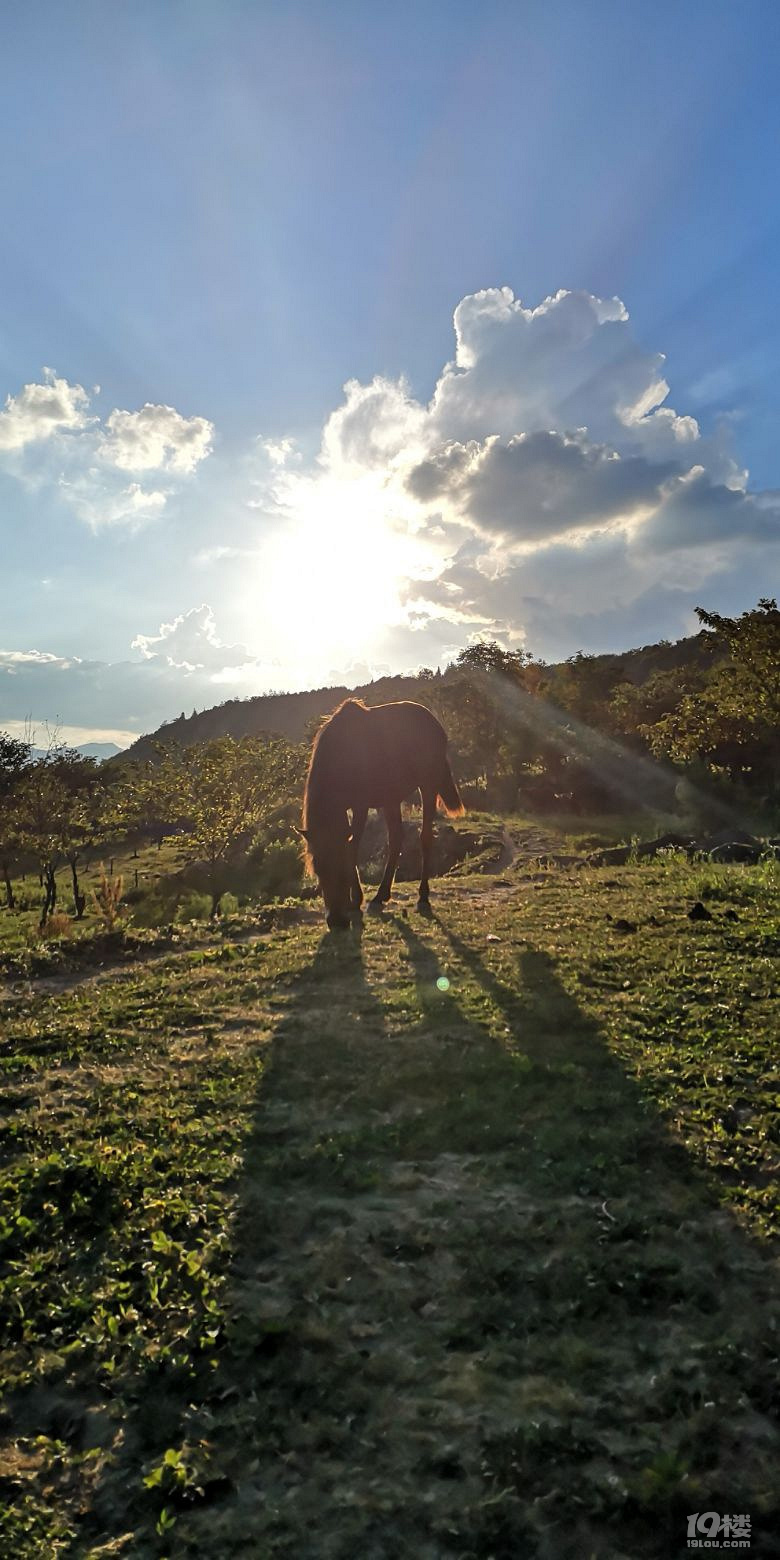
[437, 757, 465, 817]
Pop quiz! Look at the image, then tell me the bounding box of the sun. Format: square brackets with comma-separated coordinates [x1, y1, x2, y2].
[254, 469, 422, 671]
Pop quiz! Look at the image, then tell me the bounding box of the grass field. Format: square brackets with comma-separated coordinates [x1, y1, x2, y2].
[0, 845, 778, 1557]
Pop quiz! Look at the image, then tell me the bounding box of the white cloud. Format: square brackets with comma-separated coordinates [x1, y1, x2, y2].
[101, 402, 214, 474]
[0, 620, 281, 735]
[427, 287, 703, 465]
[259, 436, 298, 468]
[0, 648, 77, 670]
[0, 368, 91, 450]
[0, 718, 139, 750]
[58, 472, 168, 530]
[131, 604, 253, 671]
[321, 375, 427, 473]
[0, 365, 215, 531]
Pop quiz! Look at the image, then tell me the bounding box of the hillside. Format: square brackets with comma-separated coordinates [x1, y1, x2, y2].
[120, 631, 719, 760]
[1, 846, 777, 1556]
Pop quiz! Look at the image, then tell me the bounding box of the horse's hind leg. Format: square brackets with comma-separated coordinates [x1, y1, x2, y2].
[350, 805, 367, 909]
[370, 803, 403, 908]
[418, 789, 435, 911]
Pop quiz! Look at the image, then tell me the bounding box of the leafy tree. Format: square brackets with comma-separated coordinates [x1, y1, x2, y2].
[454, 641, 534, 682]
[153, 735, 305, 916]
[646, 600, 780, 790]
[0, 733, 32, 909]
[15, 747, 105, 923]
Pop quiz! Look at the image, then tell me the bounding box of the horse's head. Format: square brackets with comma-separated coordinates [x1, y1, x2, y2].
[301, 822, 353, 931]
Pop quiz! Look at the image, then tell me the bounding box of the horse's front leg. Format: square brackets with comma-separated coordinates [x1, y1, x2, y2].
[418, 790, 435, 913]
[349, 805, 368, 909]
[369, 803, 403, 909]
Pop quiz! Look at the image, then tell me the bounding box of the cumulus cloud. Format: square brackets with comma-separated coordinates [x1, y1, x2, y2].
[101, 403, 214, 474]
[427, 287, 702, 463]
[321, 375, 427, 473]
[0, 368, 91, 450]
[0, 364, 215, 531]
[131, 604, 253, 671]
[408, 430, 677, 543]
[290, 282, 776, 659]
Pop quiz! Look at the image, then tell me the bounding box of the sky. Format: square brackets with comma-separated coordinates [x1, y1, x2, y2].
[2, 0, 780, 748]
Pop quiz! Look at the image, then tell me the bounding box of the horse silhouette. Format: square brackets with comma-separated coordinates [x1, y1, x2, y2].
[301, 699, 464, 929]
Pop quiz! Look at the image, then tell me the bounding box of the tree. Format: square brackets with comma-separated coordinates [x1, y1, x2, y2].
[454, 641, 533, 682]
[152, 735, 305, 916]
[646, 600, 780, 789]
[14, 746, 106, 924]
[0, 733, 32, 909]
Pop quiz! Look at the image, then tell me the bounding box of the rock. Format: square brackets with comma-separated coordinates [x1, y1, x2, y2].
[613, 918, 637, 934]
[723, 908, 739, 921]
[635, 832, 693, 858]
[701, 826, 760, 850]
[589, 845, 631, 867]
[688, 901, 714, 921]
[708, 842, 760, 864]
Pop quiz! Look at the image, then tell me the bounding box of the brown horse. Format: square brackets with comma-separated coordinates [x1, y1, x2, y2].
[301, 698, 464, 929]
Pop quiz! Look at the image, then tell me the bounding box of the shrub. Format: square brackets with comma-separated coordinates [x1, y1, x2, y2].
[256, 839, 303, 900]
[175, 891, 212, 924]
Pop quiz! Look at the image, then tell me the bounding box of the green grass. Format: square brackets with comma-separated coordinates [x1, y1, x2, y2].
[0, 853, 778, 1557]
[0, 838, 193, 958]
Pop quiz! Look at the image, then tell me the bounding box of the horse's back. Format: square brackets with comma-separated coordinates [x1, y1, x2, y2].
[361, 701, 447, 803]
[368, 700, 445, 744]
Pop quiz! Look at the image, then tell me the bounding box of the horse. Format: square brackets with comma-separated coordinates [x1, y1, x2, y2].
[301, 698, 464, 930]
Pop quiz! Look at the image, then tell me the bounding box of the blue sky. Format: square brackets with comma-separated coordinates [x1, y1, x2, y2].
[2, 0, 779, 745]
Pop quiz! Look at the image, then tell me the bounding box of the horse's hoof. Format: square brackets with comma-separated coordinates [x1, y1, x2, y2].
[327, 914, 351, 932]
[416, 898, 433, 917]
[367, 897, 386, 914]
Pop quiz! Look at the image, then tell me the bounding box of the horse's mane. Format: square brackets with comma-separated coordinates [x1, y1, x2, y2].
[301, 700, 368, 871]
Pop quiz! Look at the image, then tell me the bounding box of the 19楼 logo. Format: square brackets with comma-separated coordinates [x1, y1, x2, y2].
[687, 1512, 751, 1548]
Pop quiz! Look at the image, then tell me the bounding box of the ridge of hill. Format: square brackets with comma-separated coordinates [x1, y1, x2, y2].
[120, 630, 716, 761]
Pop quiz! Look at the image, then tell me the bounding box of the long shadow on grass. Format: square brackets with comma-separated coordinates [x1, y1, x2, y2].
[78, 912, 779, 1560]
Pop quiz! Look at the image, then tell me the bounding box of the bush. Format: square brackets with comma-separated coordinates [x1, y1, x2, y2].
[256, 839, 303, 900]
[130, 881, 180, 929]
[175, 890, 212, 924]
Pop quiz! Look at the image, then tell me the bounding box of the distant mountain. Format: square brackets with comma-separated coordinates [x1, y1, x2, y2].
[31, 742, 124, 762]
[76, 742, 124, 761]
[118, 630, 717, 764]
